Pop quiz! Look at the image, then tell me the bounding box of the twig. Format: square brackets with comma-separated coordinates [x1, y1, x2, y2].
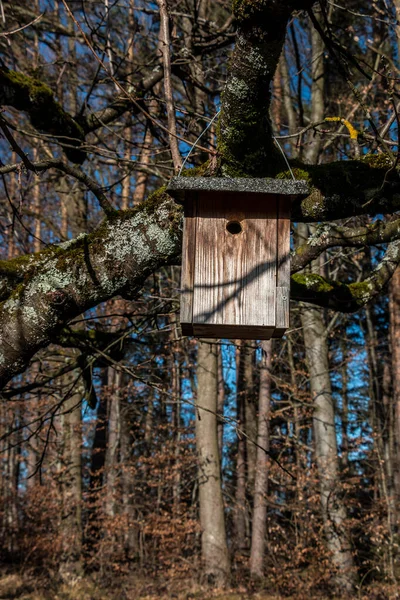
[0, 114, 37, 173]
[0, 157, 116, 217]
[0, 12, 44, 36]
[60, 0, 211, 156]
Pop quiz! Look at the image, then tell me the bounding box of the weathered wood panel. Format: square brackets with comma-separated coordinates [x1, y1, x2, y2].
[276, 197, 291, 287]
[274, 197, 291, 336]
[179, 195, 197, 336]
[274, 287, 290, 337]
[194, 324, 274, 339]
[192, 192, 278, 338]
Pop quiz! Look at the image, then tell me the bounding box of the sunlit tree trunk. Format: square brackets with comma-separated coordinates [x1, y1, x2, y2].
[196, 340, 230, 586]
[217, 344, 225, 458]
[119, 392, 139, 557]
[249, 340, 272, 579]
[244, 342, 257, 495]
[58, 25, 85, 572]
[234, 342, 247, 552]
[340, 339, 349, 472]
[295, 9, 356, 591]
[302, 307, 356, 591]
[60, 377, 83, 581]
[105, 368, 121, 520]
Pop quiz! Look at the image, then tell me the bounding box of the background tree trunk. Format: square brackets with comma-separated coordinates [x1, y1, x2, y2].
[302, 307, 356, 591]
[196, 340, 230, 587]
[249, 340, 272, 579]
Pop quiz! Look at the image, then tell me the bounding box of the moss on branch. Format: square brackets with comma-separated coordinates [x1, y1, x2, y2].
[291, 273, 376, 312]
[278, 156, 400, 222]
[0, 67, 85, 164]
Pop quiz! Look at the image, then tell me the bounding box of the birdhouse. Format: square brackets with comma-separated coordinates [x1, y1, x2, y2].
[167, 177, 309, 340]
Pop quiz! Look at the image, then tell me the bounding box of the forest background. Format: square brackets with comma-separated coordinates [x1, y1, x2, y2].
[1, 0, 400, 598]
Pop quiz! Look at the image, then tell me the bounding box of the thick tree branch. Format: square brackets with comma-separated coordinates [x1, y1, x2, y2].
[291, 240, 400, 311]
[0, 67, 86, 164]
[0, 158, 116, 217]
[288, 156, 400, 222]
[292, 217, 400, 272]
[1, 181, 398, 389]
[0, 191, 181, 388]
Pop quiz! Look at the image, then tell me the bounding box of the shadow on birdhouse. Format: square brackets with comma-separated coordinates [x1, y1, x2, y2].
[167, 177, 309, 340]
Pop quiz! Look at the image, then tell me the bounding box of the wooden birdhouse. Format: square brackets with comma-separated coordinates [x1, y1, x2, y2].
[167, 177, 309, 340]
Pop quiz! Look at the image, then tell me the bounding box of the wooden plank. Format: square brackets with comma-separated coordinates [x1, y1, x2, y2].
[179, 194, 197, 336]
[273, 286, 290, 337]
[274, 197, 291, 337]
[192, 192, 278, 336]
[193, 323, 274, 340]
[276, 197, 291, 288]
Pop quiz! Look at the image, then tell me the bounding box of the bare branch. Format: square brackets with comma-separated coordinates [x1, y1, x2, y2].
[156, 0, 182, 172]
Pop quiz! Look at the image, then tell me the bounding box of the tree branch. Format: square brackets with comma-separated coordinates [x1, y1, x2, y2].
[287, 156, 400, 222]
[292, 217, 400, 273]
[0, 191, 181, 388]
[0, 66, 86, 164]
[0, 158, 116, 217]
[156, 0, 182, 172]
[291, 239, 400, 311]
[217, 0, 316, 176]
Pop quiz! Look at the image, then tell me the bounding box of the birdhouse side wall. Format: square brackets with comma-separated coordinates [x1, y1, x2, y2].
[274, 197, 291, 337]
[180, 195, 197, 336]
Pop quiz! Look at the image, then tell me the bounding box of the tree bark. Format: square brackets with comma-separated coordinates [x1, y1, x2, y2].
[298, 10, 356, 589]
[249, 340, 272, 579]
[389, 268, 400, 522]
[301, 307, 356, 592]
[60, 375, 83, 582]
[196, 339, 230, 587]
[105, 368, 121, 520]
[234, 342, 247, 552]
[244, 342, 257, 495]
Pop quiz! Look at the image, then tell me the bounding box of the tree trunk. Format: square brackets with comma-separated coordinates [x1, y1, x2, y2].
[105, 367, 121, 519]
[119, 393, 139, 557]
[249, 340, 272, 579]
[234, 342, 247, 552]
[217, 344, 225, 458]
[60, 378, 83, 582]
[196, 339, 230, 587]
[301, 307, 356, 592]
[244, 342, 257, 495]
[389, 268, 400, 524]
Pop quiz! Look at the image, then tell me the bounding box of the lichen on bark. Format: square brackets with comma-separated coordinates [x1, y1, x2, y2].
[217, 3, 295, 176]
[0, 195, 182, 388]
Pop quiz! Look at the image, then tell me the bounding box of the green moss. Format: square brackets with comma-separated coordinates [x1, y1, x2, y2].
[292, 273, 334, 294]
[361, 153, 394, 169]
[0, 67, 85, 163]
[180, 159, 213, 177]
[4, 69, 53, 101]
[0, 255, 31, 278]
[348, 280, 374, 304]
[217, 115, 284, 177]
[291, 273, 377, 311]
[276, 167, 312, 183]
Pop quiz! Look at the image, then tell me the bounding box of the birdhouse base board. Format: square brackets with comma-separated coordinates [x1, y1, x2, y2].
[181, 322, 277, 340]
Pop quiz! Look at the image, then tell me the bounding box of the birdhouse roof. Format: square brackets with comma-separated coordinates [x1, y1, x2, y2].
[167, 177, 309, 203]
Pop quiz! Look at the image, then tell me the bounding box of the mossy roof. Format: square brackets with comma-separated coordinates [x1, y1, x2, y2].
[167, 177, 309, 204]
